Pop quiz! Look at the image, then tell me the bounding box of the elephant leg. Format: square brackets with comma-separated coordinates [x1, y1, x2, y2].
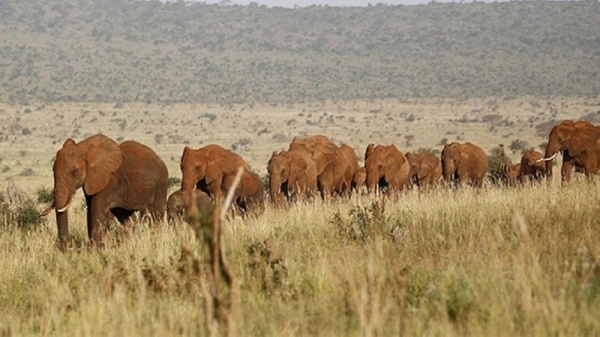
[150, 186, 167, 224]
[561, 161, 574, 183]
[86, 195, 110, 245]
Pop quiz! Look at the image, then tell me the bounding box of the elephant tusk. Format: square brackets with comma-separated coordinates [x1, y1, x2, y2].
[57, 201, 72, 213]
[536, 152, 558, 163]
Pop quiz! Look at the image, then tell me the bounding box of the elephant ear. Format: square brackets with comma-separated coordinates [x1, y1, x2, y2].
[567, 130, 595, 157]
[365, 144, 375, 160]
[62, 138, 76, 147]
[205, 154, 246, 185]
[83, 135, 123, 195]
[418, 160, 433, 179]
[289, 156, 308, 184]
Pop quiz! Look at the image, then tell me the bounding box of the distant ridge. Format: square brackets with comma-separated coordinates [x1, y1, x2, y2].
[0, 0, 598, 104]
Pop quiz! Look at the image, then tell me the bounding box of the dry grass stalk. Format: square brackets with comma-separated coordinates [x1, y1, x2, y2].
[189, 166, 243, 337]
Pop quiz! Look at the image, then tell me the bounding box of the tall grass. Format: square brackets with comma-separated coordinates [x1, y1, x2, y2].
[0, 180, 599, 336]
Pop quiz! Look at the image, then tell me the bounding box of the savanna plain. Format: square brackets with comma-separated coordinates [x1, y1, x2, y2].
[1, 97, 599, 336]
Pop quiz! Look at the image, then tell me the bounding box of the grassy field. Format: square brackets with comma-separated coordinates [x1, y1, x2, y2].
[0, 97, 599, 335]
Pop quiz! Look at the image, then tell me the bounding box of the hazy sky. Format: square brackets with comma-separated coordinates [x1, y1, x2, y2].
[189, 0, 478, 7]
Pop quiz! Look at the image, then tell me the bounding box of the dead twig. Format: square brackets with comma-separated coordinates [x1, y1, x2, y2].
[190, 166, 243, 337]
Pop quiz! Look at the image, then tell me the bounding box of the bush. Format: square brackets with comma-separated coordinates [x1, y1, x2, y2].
[15, 202, 43, 230]
[509, 139, 529, 154]
[18, 168, 35, 176]
[488, 144, 511, 184]
[36, 187, 53, 204]
[330, 201, 397, 244]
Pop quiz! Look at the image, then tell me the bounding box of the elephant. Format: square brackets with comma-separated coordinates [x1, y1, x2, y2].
[267, 150, 318, 206]
[167, 189, 212, 223]
[364, 143, 410, 193]
[405, 151, 442, 188]
[180, 144, 250, 216]
[539, 120, 600, 182]
[352, 167, 367, 192]
[222, 169, 265, 214]
[51, 134, 169, 245]
[441, 142, 488, 187]
[317, 144, 360, 197]
[288, 135, 339, 176]
[503, 163, 522, 185]
[519, 150, 546, 183]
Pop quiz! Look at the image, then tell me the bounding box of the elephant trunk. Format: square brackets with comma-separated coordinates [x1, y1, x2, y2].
[180, 174, 199, 217]
[544, 140, 561, 177]
[365, 166, 379, 192]
[269, 175, 284, 206]
[53, 186, 71, 244]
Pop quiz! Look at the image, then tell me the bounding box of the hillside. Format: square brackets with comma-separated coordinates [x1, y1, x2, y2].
[0, 0, 599, 104]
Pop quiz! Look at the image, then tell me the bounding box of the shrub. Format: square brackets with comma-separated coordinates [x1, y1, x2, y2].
[488, 144, 511, 184]
[18, 168, 35, 176]
[36, 187, 53, 204]
[201, 112, 217, 122]
[330, 201, 396, 244]
[15, 201, 43, 230]
[509, 139, 529, 154]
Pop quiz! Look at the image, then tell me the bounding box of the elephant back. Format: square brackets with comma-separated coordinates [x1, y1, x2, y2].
[289, 135, 339, 175]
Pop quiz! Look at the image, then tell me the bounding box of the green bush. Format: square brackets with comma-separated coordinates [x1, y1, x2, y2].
[488, 144, 511, 184]
[36, 187, 53, 204]
[331, 201, 396, 244]
[15, 202, 43, 231]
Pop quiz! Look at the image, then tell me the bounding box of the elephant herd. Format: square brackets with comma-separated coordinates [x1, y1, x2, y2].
[44, 119, 598, 245]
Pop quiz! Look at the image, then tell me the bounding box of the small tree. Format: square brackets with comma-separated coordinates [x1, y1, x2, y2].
[488, 144, 511, 184]
[509, 139, 529, 154]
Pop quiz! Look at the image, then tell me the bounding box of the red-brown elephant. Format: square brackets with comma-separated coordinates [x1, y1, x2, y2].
[540, 120, 600, 183]
[167, 189, 212, 223]
[405, 151, 442, 188]
[352, 167, 367, 193]
[267, 150, 318, 206]
[179, 144, 250, 216]
[519, 150, 546, 183]
[288, 135, 339, 176]
[51, 134, 169, 246]
[364, 143, 411, 193]
[441, 142, 488, 187]
[222, 169, 265, 214]
[317, 144, 360, 197]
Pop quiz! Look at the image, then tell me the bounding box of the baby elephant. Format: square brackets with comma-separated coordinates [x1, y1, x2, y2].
[167, 189, 212, 223]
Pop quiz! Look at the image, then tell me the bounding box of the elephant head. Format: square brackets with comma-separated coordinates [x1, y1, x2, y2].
[180, 145, 248, 208]
[520, 150, 545, 180]
[267, 150, 317, 205]
[441, 143, 462, 181]
[364, 144, 409, 192]
[405, 151, 442, 186]
[167, 189, 212, 223]
[542, 120, 598, 177]
[352, 167, 367, 192]
[504, 163, 521, 184]
[52, 134, 123, 242]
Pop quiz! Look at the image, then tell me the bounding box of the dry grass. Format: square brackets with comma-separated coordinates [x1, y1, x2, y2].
[0, 179, 599, 336]
[0, 97, 599, 335]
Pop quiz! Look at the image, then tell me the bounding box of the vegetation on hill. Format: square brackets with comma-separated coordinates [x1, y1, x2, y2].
[0, 0, 599, 104]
